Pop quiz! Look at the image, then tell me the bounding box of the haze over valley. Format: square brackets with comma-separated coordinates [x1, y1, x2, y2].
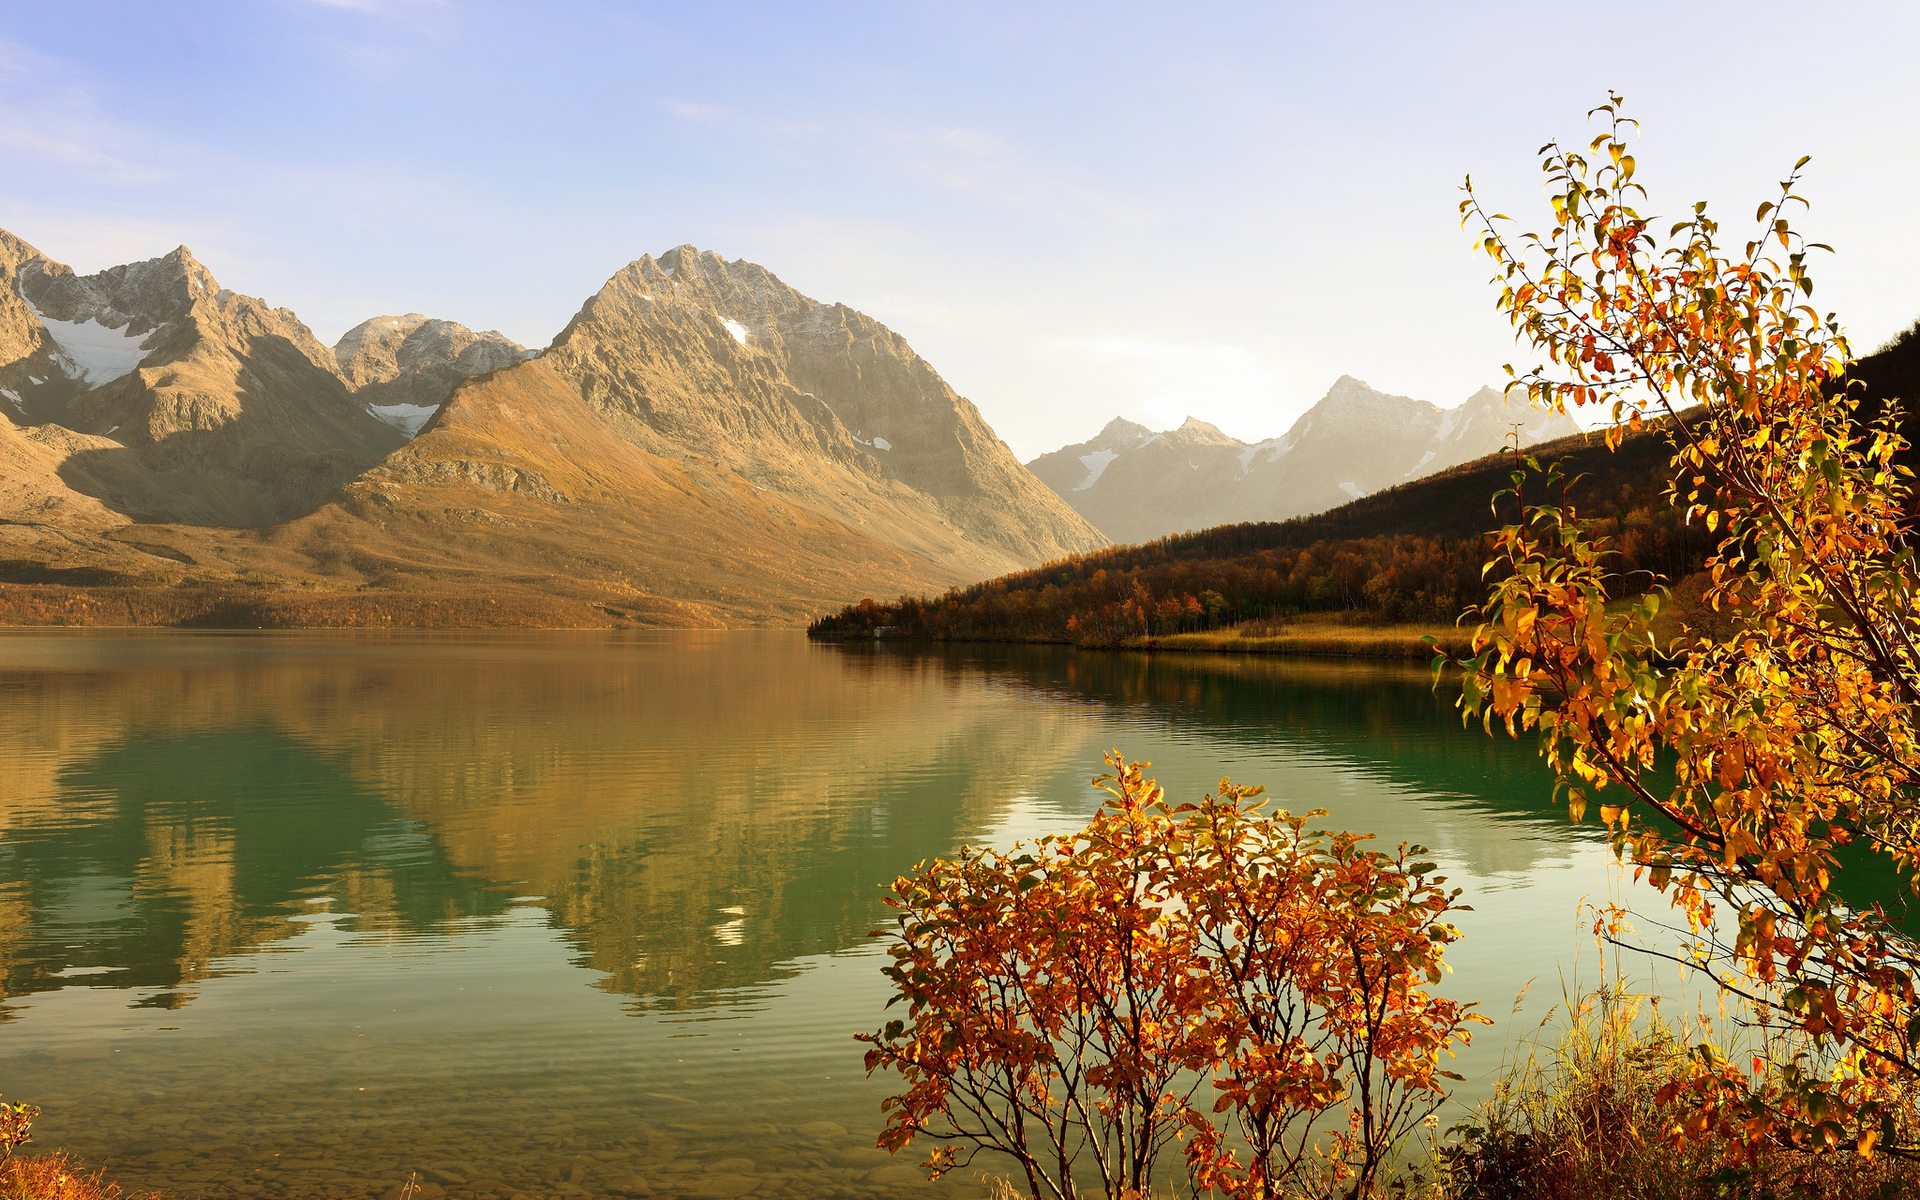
[1026, 376, 1580, 544]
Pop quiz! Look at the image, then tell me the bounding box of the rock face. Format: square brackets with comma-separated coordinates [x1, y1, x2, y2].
[0, 230, 407, 526]
[536, 244, 1105, 576]
[335, 314, 532, 434]
[1028, 376, 1584, 544]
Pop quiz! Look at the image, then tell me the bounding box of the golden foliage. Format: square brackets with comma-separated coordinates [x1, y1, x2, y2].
[859, 753, 1486, 1199]
[1452, 94, 1920, 1160]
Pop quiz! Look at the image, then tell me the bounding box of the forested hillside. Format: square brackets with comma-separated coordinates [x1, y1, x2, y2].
[812, 323, 1920, 646]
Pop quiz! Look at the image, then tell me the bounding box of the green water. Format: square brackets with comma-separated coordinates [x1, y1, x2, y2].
[0, 631, 1668, 1199]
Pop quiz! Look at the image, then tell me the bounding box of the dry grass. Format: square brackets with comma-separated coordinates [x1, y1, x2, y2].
[1433, 983, 1920, 1200]
[0, 1155, 155, 1200]
[1140, 615, 1475, 660]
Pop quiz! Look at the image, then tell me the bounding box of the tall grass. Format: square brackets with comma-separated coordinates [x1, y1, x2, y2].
[1432, 982, 1920, 1200]
[0, 1154, 156, 1200]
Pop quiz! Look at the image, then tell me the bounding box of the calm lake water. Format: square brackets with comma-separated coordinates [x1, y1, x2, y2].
[0, 631, 1670, 1200]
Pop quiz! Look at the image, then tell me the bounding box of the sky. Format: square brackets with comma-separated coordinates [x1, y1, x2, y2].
[2, 0, 1918, 459]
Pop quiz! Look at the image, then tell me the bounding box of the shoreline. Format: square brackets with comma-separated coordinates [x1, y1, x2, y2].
[818, 623, 1478, 661]
[0, 583, 746, 630]
[1131, 627, 1472, 659]
[0, 586, 1478, 661]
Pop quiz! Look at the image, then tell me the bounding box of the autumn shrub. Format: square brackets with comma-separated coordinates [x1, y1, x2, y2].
[0, 1100, 33, 1162]
[860, 753, 1487, 1200]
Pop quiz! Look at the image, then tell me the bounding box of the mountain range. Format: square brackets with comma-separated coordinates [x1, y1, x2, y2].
[0, 233, 1105, 624]
[1025, 376, 1583, 544]
[2, 227, 1591, 626]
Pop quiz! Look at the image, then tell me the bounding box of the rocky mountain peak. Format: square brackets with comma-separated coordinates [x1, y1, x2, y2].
[1097, 416, 1152, 444]
[542, 243, 1105, 573]
[656, 244, 699, 274]
[335, 312, 532, 424]
[1315, 374, 1434, 416]
[0, 227, 408, 526]
[1172, 416, 1241, 446]
[335, 313, 431, 382]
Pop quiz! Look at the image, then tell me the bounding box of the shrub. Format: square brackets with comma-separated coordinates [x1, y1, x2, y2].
[859, 753, 1487, 1199]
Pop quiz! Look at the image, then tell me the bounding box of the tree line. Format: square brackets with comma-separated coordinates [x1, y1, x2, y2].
[811, 487, 1714, 646]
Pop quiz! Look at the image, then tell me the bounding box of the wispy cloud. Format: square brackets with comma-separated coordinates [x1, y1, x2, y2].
[0, 40, 176, 184]
[661, 100, 820, 138]
[664, 100, 723, 122]
[290, 0, 452, 12]
[884, 124, 1143, 226]
[659, 96, 1148, 230]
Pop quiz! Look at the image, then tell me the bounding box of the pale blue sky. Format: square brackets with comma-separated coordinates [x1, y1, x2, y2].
[3, 1, 1917, 458]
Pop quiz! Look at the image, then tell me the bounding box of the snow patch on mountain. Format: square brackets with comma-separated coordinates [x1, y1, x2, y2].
[1077, 449, 1119, 491]
[721, 318, 749, 345]
[1238, 437, 1288, 473]
[1339, 482, 1365, 500]
[22, 294, 150, 388]
[368, 403, 440, 438]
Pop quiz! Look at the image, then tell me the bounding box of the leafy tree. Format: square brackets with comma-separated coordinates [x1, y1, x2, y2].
[1452, 94, 1920, 1159]
[860, 754, 1485, 1199]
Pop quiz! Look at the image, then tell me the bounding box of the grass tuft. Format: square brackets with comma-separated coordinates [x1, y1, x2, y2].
[1433, 982, 1920, 1200]
[0, 1155, 157, 1200]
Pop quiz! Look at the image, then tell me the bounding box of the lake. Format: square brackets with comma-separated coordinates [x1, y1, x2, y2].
[0, 631, 1672, 1200]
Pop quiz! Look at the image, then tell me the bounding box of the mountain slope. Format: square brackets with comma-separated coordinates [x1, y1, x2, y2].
[1030, 376, 1582, 543]
[89, 356, 973, 625]
[542, 245, 1105, 574]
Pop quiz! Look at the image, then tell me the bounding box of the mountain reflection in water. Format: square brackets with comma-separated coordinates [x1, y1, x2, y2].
[0, 631, 1628, 1200]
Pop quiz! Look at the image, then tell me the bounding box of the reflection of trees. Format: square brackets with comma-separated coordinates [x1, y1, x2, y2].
[840, 642, 1584, 882]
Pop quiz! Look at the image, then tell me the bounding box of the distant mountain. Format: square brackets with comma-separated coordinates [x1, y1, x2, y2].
[1, 236, 1107, 625]
[334, 313, 533, 435]
[1027, 375, 1584, 544]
